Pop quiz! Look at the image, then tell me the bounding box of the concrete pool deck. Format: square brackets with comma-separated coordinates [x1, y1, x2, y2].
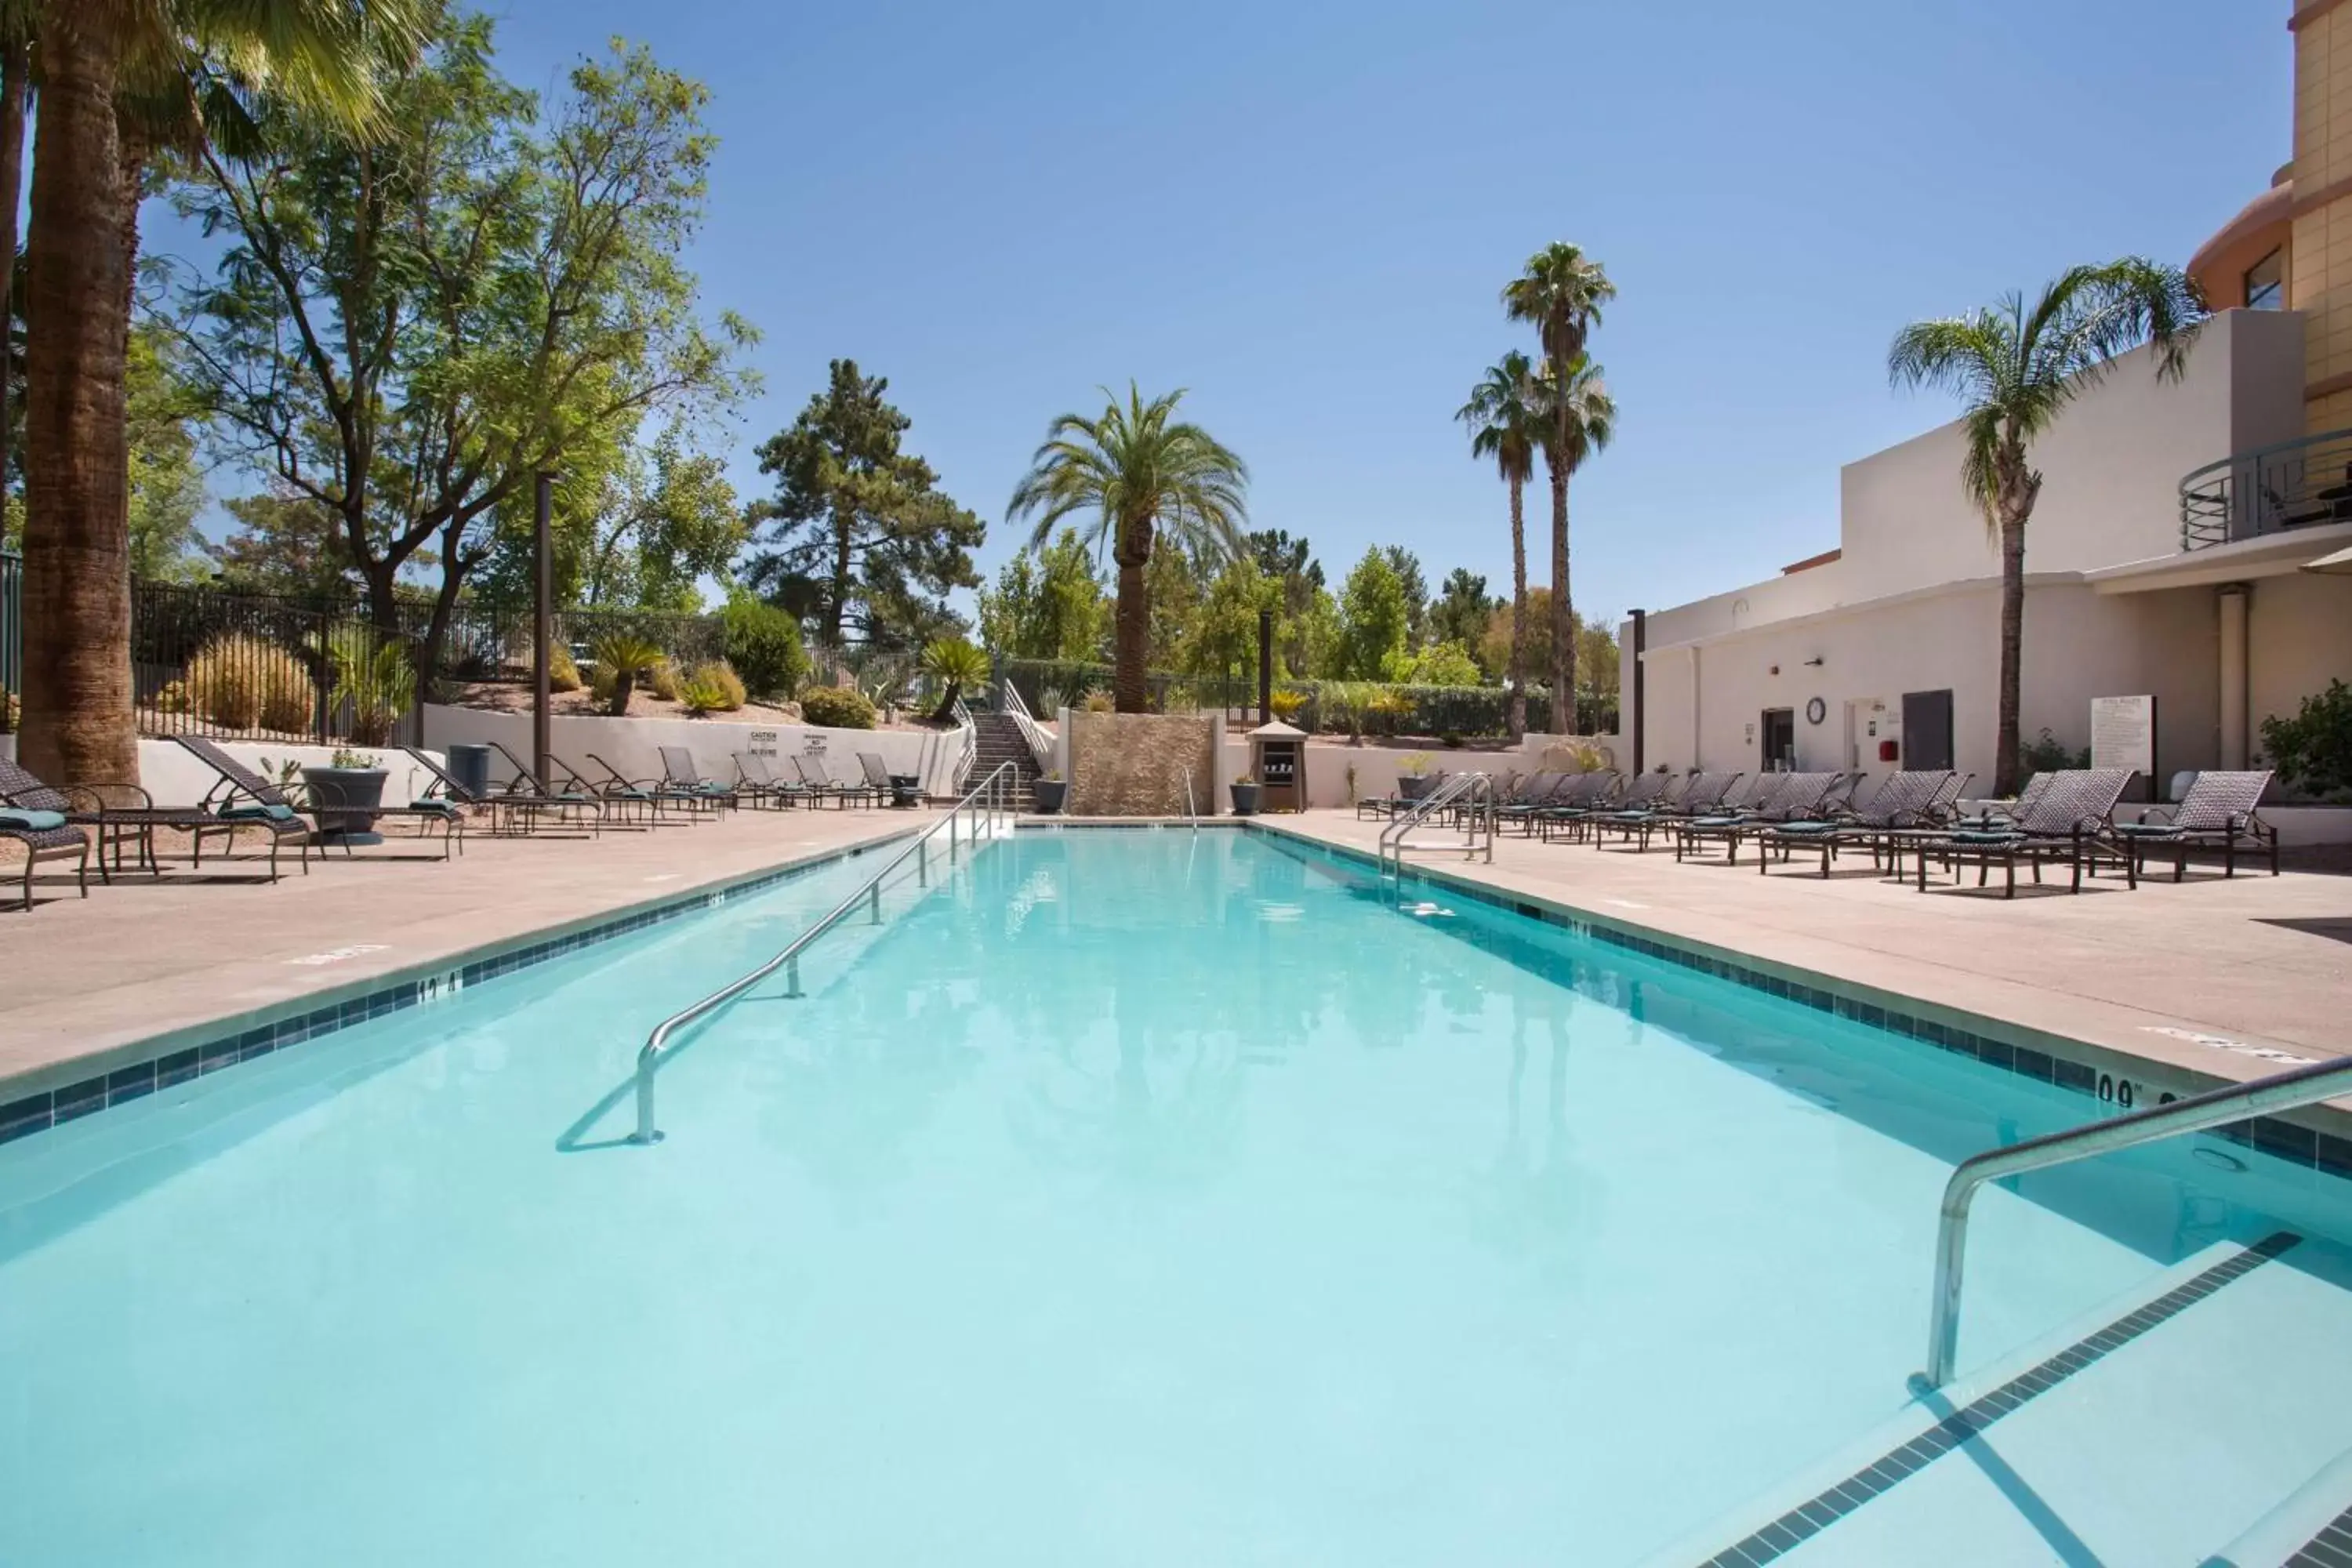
[0, 807, 932, 1098]
[1258, 811, 2352, 1105]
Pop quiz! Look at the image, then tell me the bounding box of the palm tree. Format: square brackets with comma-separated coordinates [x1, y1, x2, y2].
[1007, 385, 1248, 713]
[17, 0, 416, 788]
[1889, 259, 2203, 793]
[1532, 354, 1615, 730]
[1456, 350, 1544, 739]
[1504, 241, 1616, 735]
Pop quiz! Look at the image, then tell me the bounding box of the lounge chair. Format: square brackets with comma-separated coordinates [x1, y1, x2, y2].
[732, 752, 811, 810]
[657, 746, 742, 815]
[3, 751, 299, 885]
[1755, 769, 1962, 877]
[401, 746, 600, 837]
[0, 784, 89, 910]
[1591, 771, 1738, 852]
[1530, 771, 1624, 843]
[176, 735, 461, 862]
[2112, 769, 2278, 880]
[1492, 772, 1567, 833]
[793, 753, 879, 809]
[1903, 768, 2136, 897]
[1357, 772, 1449, 821]
[474, 741, 621, 832]
[1673, 771, 1849, 864]
[858, 751, 921, 808]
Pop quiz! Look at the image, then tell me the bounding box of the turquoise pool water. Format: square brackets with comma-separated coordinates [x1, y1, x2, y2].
[3, 828, 2349, 1565]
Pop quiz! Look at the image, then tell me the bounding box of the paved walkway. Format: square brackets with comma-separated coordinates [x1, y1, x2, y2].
[1261, 813, 2352, 1096]
[0, 806, 927, 1094]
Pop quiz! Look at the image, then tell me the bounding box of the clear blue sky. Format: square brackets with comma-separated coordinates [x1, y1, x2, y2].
[196, 0, 2297, 626]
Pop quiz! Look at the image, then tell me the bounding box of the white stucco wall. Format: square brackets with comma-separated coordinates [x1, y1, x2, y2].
[0, 734, 445, 809]
[418, 705, 967, 797]
[2248, 572, 2352, 759]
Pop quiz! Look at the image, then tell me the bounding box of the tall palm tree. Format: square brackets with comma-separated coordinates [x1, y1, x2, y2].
[1456, 350, 1544, 739]
[1504, 241, 1616, 735]
[1532, 354, 1614, 730]
[17, 0, 416, 788]
[1007, 384, 1247, 713]
[1889, 259, 2203, 793]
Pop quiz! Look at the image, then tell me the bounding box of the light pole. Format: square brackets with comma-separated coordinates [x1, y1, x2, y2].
[533, 470, 555, 792]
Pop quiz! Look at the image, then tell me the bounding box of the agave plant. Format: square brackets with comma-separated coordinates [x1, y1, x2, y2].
[593, 633, 664, 717]
[920, 637, 990, 721]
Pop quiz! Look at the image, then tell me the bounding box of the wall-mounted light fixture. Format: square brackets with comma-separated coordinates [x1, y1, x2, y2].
[1802, 656, 1824, 668]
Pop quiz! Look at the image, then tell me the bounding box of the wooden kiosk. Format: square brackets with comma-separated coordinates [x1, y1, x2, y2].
[1247, 720, 1309, 813]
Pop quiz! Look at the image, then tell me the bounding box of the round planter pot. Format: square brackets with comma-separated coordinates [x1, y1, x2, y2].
[1033, 778, 1068, 815]
[1396, 774, 1436, 803]
[1229, 783, 1259, 817]
[301, 766, 389, 846]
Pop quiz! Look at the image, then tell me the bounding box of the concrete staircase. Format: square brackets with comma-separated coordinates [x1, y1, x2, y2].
[968, 710, 1042, 810]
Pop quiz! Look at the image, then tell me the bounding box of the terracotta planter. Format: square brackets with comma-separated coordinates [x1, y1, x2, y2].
[301, 766, 388, 845]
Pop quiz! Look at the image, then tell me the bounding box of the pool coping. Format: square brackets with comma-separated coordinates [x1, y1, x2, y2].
[0, 823, 925, 1147]
[1245, 818, 2352, 1183]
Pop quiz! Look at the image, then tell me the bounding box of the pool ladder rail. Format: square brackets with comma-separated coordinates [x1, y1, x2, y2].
[1921, 1050, 2352, 1387]
[629, 761, 1020, 1146]
[1377, 770, 1495, 877]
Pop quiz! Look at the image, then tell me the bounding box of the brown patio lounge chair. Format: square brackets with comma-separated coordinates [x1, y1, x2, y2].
[176, 735, 460, 862]
[657, 746, 742, 815]
[402, 746, 599, 837]
[1492, 772, 1568, 833]
[0, 790, 89, 911]
[1591, 770, 1737, 851]
[1673, 771, 1847, 863]
[2112, 769, 2278, 879]
[1530, 771, 1625, 843]
[1755, 769, 1961, 877]
[2, 751, 291, 885]
[1904, 769, 2136, 897]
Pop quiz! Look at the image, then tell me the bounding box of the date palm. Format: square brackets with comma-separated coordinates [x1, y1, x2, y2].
[1504, 241, 1615, 735]
[1889, 259, 2203, 793]
[1007, 384, 1247, 713]
[1532, 354, 1614, 728]
[16, 0, 419, 788]
[1457, 350, 1543, 738]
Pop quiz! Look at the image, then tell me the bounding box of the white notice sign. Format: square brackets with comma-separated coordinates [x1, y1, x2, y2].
[2090, 695, 2154, 776]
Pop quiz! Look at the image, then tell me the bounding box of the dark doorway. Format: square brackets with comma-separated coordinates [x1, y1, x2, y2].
[1760, 708, 1795, 770]
[1902, 689, 1955, 771]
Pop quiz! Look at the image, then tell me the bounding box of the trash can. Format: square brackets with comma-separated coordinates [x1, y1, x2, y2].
[445, 742, 492, 800]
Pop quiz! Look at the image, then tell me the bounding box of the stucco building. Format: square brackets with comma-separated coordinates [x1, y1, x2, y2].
[1618, 2, 2352, 797]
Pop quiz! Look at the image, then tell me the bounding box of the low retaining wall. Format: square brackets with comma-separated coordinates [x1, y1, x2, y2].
[0, 733, 444, 811]
[418, 704, 965, 797]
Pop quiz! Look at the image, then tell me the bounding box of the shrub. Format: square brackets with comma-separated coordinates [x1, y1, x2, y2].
[647, 659, 682, 702]
[2019, 728, 2089, 774]
[185, 633, 315, 732]
[1081, 690, 1115, 713]
[592, 633, 663, 717]
[1269, 689, 1308, 723]
[800, 684, 878, 729]
[684, 659, 746, 713]
[721, 593, 808, 700]
[548, 643, 582, 693]
[2261, 678, 2352, 801]
[319, 630, 416, 746]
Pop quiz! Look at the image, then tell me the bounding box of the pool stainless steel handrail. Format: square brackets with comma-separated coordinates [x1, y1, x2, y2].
[1377, 770, 1494, 876]
[1183, 770, 1197, 833]
[1922, 1052, 2352, 1386]
[630, 760, 1018, 1145]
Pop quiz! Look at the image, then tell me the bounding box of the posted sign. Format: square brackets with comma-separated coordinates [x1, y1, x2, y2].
[2090, 695, 2155, 777]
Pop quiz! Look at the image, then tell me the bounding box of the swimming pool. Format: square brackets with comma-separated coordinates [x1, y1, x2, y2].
[4, 826, 2350, 1564]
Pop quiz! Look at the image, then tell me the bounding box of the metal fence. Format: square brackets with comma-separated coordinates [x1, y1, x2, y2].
[130, 583, 426, 748]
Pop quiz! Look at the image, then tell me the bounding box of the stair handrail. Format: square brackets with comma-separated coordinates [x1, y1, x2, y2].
[629, 760, 1018, 1146]
[949, 695, 978, 792]
[1377, 770, 1494, 875]
[999, 677, 1056, 772]
[1922, 1051, 2352, 1386]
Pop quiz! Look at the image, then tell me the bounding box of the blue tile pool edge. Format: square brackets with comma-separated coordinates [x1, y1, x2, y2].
[1242, 820, 2352, 1185]
[0, 826, 924, 1149]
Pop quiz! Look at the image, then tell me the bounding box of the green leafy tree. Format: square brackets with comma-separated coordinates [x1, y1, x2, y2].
[1457, 350, 1544, 735]
[1889, 259, 2204, 792]
[744, 358, 982, 655]
[20, 0, 430, 787]
[1403, 639, 1483, 688]
[579, 423, 744, 610]
[1179, 557, 1277, 702]
[125, 321, 208, 582]
[169, 12, 752, 687]
[720, 589, 808, 699]
[976, 525, 1107, 660]
[210, 488, 362, 599]
[1381, 545, 1428, 651]
[1336, 546, 1409, 680]
[1429, 568, 1497, 662]
[1007, 384, 1248, 713]
[1247, 528, 1324, 615]
[1504, 243, 1617, 735]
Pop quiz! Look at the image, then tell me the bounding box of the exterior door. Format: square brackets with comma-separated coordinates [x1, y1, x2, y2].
[1902, 689, 1954, 771]
[1760, 708, 1795, 771]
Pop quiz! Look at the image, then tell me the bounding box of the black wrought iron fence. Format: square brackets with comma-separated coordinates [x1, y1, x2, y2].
[130, 583, 425, 747]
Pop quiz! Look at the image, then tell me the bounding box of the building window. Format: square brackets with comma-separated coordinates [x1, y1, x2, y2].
[2245, 248, 2285, 310]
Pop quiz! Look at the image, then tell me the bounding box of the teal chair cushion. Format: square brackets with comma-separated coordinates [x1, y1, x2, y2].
[0, 808, 67, 832]
[222, 801, 298, 822]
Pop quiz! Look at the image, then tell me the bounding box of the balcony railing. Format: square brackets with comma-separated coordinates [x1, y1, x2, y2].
[2180, 426, 2352, 550]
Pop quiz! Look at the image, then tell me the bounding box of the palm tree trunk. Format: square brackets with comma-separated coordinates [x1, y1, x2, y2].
[1994, 511, 2027, 796]
[1548, 457, 1573, 735]
[1506, 474, 1528, 739]
[20, 5, 140, 789]
[1112, 518, 1150, 713]
[0, 39, 27, 506]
